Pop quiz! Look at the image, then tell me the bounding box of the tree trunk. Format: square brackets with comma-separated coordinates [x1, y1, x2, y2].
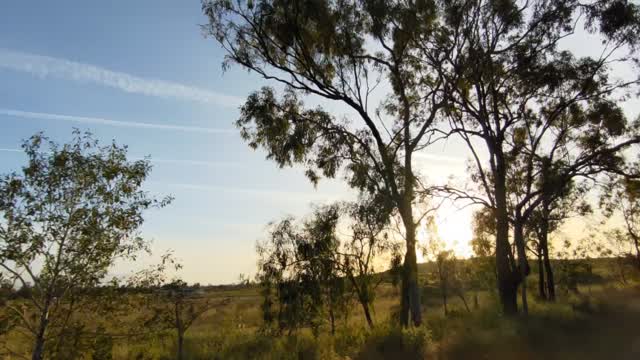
[175, 301, 184, 360]
[348, 275, 375, 329]
[513, 221, 529, 315]
[177, 329, 184, 360]
[32, 302, 51, 360]
[438, 261, 448, 316]
[537, 199, 556, 302]
[458, 293, 471, 313]
[361, 301, 374, 329]
[618, 257, 628, 285]
[329, 305, 336, 335]
[632, 234, 640, 271]
[537, 247, 547, 300]
[398, 132, 421, 328]
[400, 229, 421, 327]
[400, 276, 410, 326]
[495, 169, 518, 315]
[442, 285, 448, 316]
[540, 225, 556, 302]
[396, 83, 421, 328]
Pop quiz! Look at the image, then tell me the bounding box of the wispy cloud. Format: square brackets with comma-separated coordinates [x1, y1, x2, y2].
[169, 183, 344, 203]
[0, 148, 21, 153]
[0, 48, 242, 106]
[414, 152, 467, 164]
[143, 158, 243, 168]
[147, 158, 242, 168]
[0, 146, 240, 169]
[0, 108, 234, 134]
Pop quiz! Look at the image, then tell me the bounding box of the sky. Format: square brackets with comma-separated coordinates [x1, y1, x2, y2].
[0, 1, 473, 284]
[4, 1, 634, 285]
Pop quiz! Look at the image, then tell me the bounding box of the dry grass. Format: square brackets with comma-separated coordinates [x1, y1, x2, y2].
[2, 263, 640, 359]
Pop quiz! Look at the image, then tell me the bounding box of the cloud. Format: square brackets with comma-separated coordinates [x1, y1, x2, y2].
[169, 183, 344, 203]
[0, 148, 21, 153]
[146, 158, 242, 168]
[0, 48, 243, 106]
[414, 152, 467, 163]
[0, 108, 234, 134]
[0, 145, 240, 169]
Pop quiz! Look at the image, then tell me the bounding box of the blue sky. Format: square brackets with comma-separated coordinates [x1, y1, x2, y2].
[10, 1, 620, 284]
[0, 0, 369, 283]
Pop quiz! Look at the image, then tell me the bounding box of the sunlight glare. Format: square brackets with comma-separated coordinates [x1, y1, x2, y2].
[436, 206, 474, 258]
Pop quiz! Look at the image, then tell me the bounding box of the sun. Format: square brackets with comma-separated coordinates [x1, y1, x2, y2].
[416, 204, 474, 261]
[436, 208, 474, 258]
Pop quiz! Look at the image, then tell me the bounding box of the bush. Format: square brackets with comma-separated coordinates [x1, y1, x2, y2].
[216, 332, 337, 360]
[333, 325, 367, 357]
[355, 325, 430, 360]
[425, 316, 447, 342]
[92, 327, 113, 360]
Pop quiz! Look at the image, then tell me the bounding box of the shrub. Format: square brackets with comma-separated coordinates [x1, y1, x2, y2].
[216, 332, 337, 360]
[333, 325, 367, 357]
[91, 327, 113, 360]
[356, 325, 430, 360]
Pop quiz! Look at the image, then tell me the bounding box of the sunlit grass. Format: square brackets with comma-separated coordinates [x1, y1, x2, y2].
[2, 261, 639, 359]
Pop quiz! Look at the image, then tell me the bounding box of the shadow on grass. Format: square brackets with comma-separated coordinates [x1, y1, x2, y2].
[440, 287, 640, 360]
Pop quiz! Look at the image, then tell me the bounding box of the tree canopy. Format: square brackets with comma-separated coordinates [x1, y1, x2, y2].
[0, 131, 171, 359]
[203, 0, 640, 318]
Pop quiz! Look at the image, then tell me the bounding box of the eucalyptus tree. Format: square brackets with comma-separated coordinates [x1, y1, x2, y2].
[433, 250, 472, 315]
[0, 131, 171, 360]
[527, 181, 591, 301]
[257, 206, 345, 335]
[338, 196, 397, 329]
[258, 200, 395, 332]
[505, 150, 602, 310]
[433, 0, 640, 314]
[602, 176, 640, 270]
[301, 204, 348, 335]
[202, 0, 453, 326]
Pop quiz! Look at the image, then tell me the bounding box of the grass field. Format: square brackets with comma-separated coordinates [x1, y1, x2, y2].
[111, 258, 640, 360]
[3, 258, 639, 359]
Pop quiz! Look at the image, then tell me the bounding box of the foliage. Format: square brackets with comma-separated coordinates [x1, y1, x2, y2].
[258, 199, 398, 334]
[468, 209, 499, 298]
[436, 251, 472, 315]
[91, 326, 113, 360]
[0, 131, 171, 359]
[601, 176, 640, 270]
[470, 208, 496, 258]
[434, 0, 640, 314]
[257, 204, 346, 335]
[202, 0, 459, 326]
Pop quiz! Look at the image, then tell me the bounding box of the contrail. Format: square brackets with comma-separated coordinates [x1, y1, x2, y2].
[0, 148, 21, 153]
[170, 183, 344, 203]
[0, 147, 240, 170]
[0, 109, 234, 134]
[0, 48, 243, 106]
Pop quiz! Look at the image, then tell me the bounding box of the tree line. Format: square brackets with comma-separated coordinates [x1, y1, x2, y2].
[202, 0, 640, 323]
